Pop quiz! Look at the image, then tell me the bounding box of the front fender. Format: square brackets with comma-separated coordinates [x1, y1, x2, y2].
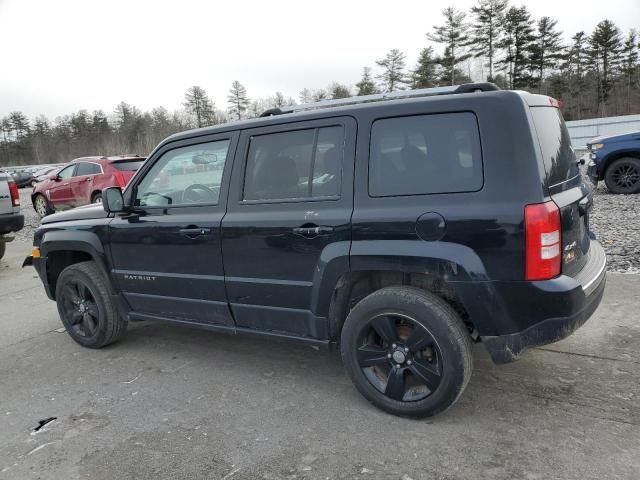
[39, 229, 111, 285]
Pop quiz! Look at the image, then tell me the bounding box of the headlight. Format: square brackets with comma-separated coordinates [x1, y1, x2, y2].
[589, 143, 604, 150]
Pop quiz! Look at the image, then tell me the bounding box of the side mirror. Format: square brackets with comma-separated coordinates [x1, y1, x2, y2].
[103, 187, 125, 213]
[53, 174, 61, 182]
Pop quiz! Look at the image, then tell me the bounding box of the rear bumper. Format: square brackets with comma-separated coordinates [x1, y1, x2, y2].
[0, 213, 24, 235]
[482, 241, 607, 363]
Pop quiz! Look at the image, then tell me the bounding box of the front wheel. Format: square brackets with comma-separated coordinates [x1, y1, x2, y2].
[55, 261, 127, 348]
[33, 194, 51, 217]
[340, 286, 473, 418]
[604, 157, 640, 194]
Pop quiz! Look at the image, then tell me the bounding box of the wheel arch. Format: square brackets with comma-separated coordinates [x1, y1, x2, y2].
[40, 231, 111, 300]
[319, 241, 501, 342]
[600, 149, 640, 179]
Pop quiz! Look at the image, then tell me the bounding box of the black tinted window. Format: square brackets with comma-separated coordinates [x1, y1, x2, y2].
[112, 160, 144, 171]
[530, 107, 578, 186]
[75, 162, 101, 176]
[243, 126, 343, 201]
[369, 113, 483, 197]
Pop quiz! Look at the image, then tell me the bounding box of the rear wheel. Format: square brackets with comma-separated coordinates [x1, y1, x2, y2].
[0, 241, 5, 260]
[33, 194, 51, 217]
[55, 261, 127, 348]
[91, 192, 102, 204]
[604, 157, 640, 194]
[340, 286, 473, 418]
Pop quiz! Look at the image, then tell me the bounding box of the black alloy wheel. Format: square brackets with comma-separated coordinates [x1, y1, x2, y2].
[605, 157, 640, 194]
[59, 279, 100, 338]
[55, 261, 128, 348]
[341, 286, 473, 418]
[356, 313, 442, 402]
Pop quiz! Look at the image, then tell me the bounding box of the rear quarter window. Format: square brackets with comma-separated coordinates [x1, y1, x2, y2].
[369, 112, 483, 197]
[530, 107, 578, 187]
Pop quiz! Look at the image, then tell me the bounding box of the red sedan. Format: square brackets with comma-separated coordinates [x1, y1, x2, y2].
[31, 155, 145, 217]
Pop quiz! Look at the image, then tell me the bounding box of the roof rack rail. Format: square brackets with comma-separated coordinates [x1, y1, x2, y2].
[264, 82, 499, 116]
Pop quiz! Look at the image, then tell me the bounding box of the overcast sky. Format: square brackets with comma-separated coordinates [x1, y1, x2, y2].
[1, 0, 638, 119]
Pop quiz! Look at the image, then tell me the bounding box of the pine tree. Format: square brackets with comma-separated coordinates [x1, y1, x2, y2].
[376, 49, 407, 92]
[427, 7, 472, 85]
[8, 112, 30, 140]
[589, 20, 623, 114]
[498, 6, 534, 89]
[227, 80, 249, 120]
[356, 67, 377, 95]
[468, 0, 508, 81]
[565, 31, 589, 119]
[328, 83, 351, 99]
[620, 29, 639, 113]
[183, 86, 215, 128]
[528, 16, 565, 92]
[411, 47, 439, 89]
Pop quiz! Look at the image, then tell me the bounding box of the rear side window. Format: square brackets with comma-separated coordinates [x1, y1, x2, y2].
[75, 162, 101, 176]
[243, 126, 344, 201]
[369, 112, 483, 197]
[530, 107, 578, 187]
[112, 160, 144, 171]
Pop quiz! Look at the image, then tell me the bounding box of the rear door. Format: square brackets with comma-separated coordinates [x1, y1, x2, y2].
[530, 105, 592, 276]
[221, 117, 355, 339]
[72, 162, 102, 206]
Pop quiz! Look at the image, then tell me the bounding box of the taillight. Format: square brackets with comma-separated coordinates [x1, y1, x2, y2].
[113, 171, 126, 187]
[525, 201, 561, 281]
[8, 180, 20, 207]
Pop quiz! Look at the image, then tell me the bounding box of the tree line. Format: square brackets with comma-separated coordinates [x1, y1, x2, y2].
[2, 0, 638, 167]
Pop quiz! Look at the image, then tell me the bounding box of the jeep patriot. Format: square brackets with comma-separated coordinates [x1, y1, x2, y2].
[25, 83, 607, 417]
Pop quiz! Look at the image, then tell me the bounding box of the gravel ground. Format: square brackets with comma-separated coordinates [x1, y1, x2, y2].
[16, 181, 640, 273]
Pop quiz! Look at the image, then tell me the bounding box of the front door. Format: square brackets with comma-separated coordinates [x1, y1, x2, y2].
[221, 117, 355, 339]
[48, 164, 77, 209]
[108, 133, 237, 326]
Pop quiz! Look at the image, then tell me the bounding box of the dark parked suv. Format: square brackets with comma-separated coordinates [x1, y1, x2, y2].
[25, 84, 607, 417]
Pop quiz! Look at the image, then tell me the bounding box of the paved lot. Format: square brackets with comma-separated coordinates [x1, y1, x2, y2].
[1, 238, 639, 480]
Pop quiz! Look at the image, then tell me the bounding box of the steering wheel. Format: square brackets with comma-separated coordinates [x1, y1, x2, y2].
[183, 184, 217, 203]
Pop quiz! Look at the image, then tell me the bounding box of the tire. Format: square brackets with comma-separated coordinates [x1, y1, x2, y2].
[0, 241, 5, 260]
[604, 157, 640, 194]
[55, 261, 127, 348]
[91, 192, 102, 204]
[33, 194, 51, 217]
[340, 286, 473, 418]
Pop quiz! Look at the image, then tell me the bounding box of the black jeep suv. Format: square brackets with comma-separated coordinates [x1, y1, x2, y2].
[25, 84, 606, 417]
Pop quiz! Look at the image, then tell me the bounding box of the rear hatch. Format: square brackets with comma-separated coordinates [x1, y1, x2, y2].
[529, 104, 592, 277]
[0, 173, 14, 214]
[110, 159, 145, 185]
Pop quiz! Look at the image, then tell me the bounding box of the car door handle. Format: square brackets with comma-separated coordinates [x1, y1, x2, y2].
[179, 227, 211, 238]
[292, 225, 334, 237]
